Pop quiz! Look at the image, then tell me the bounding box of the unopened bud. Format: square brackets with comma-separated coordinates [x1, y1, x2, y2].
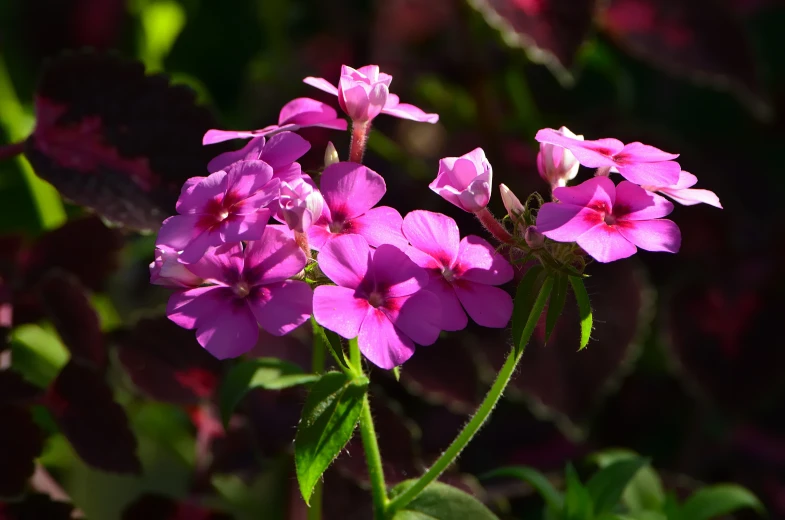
[324, 142, 339, 167]
[279, 176, 325, 233]
[499, 184, 524, 220]
[524, 225, 545, 249]
[537, 126, 582, 188]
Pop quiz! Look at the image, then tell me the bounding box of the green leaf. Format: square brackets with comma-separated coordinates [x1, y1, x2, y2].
[389, 480, 499, 520]
[564, 464, 593, 520]
[511, 266, 545, 347]
[294, 371, 368, 504]
[219, 357, 319, 426]
[545, 273, 568, 343]
[586, 457, 650, 516]
[679, 484, 764, 520]
[482, 466, 563, 512]
[591, 449, 664, 512]
[568, 276, 593, 350]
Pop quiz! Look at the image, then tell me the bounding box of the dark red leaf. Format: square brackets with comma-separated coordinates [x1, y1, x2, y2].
[0, 494, 73, 520]
[469, 0, 596, 80]
[122, 494, 231, 520]
[37, 272, 105, 371]
[46, 361, 141, 474]
[114, 317, 221, 404]
[597, 0, 769, 117]
[0, 406, 44, 498]
[24, 51, 221, 231]
[0, 370, 42, 406]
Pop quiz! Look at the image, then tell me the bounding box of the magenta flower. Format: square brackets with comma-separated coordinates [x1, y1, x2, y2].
[304, 65, 438, 124]
[537, 126, 582, 188]
[535, 128, 681, 186]
[537, 176, 681, 263]
[308, 162, 407, 249]
[430, 148, 492, 213]
[202, 98, 347, 144]
[166, 227, 313, 358]
[278, 175, 325, 233]
[150, 245, 203, 288]
[207, 131, 310, 183]
[402, 211, 513, 330]
[641, 171, 722, 208]
[156, 160, 280, 263]
[313, 234, 441, 369]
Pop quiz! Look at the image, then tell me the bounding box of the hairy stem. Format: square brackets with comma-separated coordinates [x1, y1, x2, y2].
[295, 230, 313, 261]
[385, 279, 553, 515]
[475, 207, 514, 244]
[349, 121, 370, 164]
[307, 323, 327, 520]
[0, 141, 24, 161]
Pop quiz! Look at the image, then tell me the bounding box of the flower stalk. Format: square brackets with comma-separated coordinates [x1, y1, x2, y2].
[349, 121, 370, 163]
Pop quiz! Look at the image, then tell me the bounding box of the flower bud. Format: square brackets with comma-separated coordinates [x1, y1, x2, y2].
[524, 226, 545, 249]
[430, 148, 492, 213]
[279, 175, 325, 233]
[338, 65, 392, 123]
[537, 126, 582, 188]
[499, 184, 524, 220]
[150, 246, 203, 288]
[324, 141, 339, 167]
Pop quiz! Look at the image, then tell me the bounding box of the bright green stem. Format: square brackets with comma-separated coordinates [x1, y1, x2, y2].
[385, 278, 554, 515]
[307, 479, 323, 520]
[349, 121, 370, 164]
[308, 323, 327, 520]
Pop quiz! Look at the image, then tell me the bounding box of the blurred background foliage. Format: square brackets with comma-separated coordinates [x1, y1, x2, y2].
[2, 0, 785, 518]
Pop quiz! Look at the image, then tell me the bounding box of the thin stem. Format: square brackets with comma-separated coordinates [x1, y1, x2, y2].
[295, 230, 313, 261]
[0, 141, 24, 161]
[308, 320, 327, 520]
[348, 337, 362, 375]
[349, 121, 370, 164]
[475, 207, 514, 244]
[311, 317, 351, 375]
[385, 278, 554, 515]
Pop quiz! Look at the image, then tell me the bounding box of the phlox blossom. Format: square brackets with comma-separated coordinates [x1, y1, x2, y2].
[537, 176, 681, 263]
[313, 234, 441, 369]
[641, 171, 722, 208]
[430, 148, 492, 213]
[203, 98, 347, 144]
[167, 227, 313, 358]
[537, 126, 582, 188]
[402, 211, 513, 330]
[278, 175, 325, 233]
[304, 65, 438, 124]
[535, 128, 681, 186]
[156, 160, 280, 263]
[150, 245, 202, 288]
[207, 131, 310, 183]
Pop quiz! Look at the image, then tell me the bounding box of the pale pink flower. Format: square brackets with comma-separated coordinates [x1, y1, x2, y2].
[278, 175, 325, 233]
[535, 128, 681, 186]
[537, 126, 582, 188]
[156, 160, 280, 263]
[537, 176, 681, 263]
[403, 211, 513, 330]
[304, 65, 438, 124]
[166, 228, 313, 358]
[150, 245, 203, 288]
[307, 162, 407, 249]
[430, 148, 492, 213]
[207, 131, 310, 183]
[202, 98, 347, 144]
[313, 234, 441, 369]
[641, 171, 722, 208]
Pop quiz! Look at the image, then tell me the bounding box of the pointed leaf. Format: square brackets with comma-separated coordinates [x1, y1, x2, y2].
[389, 480, 499, 520]
[569, 276, 593, 350]
[679, 484, 764, 520]
[586, 457, 650, 515]
[512, 265, 546, 349]
[591, 449, 664, 512]
[294, 371, 367, 504]
[545, 273, 568, 344]
[219, 357, 319, 426]
[564, 464, 593, 520]
[482, 466, 563, 512]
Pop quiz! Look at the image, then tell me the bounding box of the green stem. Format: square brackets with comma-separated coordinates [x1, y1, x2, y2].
[311, 318, 352, 376]
[308, 320, 327, 520]
[385, 278, 554, 515]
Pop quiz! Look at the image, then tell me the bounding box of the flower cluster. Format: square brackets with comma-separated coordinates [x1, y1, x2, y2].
[152, 64, 721, 368]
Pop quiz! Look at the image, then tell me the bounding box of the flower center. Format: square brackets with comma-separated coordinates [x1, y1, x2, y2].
[218, 209, 230, 221]
[368, 291, 384, 308]
[603, 213, 617, 225]
[233, 281, 250, 298]
[329, 220, 345, 234]
[442, 266, 456, 283]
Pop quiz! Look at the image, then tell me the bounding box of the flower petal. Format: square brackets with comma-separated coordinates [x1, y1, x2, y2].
[454, 281, 513, 328]
[219, 209, 270, 243]
[184, 243, 243, 284]
[402, 210, 460, 267]
[313, 285, 370, 339]
[371, 244, 428, 298]
[535, 129, 621, 169]
[248, 281, 313, 336]
[278, 97, 340, 126]
[455, 235, 514, 285]
[552, 175, 615, 208]
[658, 187, 722, 208]
[156, 215, 202, 250]
[384, 290, 442, 345]
[207, 137, 266, 173]
[225, 160, 275, 198]
[618, 160, 681, 186]
[259, 131, 311, 170]
[303, 76, 339, 96]
[415, 274, 467, 331]
[320, 162, 386, 220]
[179, 230, 222, 264]
[576, 224, 637, 263]
[203, 129, 256, 145]
[195, 300, 259, 359]
[244, 227, 307, 284]
[318, 234, 372, 289]
[619, 141, 679, 162]
[349, 206, 408, 249]
[381, 102, 439, 123]
[616, 219, 681, 254]
[536, 203, 603, 242]
[176, 170, 228, 214]
[358, 308, 415, 369]
[614, 181, 674, 221]
[167, 286, 231, 330]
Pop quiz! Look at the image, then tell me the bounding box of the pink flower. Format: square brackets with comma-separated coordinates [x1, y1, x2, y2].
[304, 65, 438, 124]
[308, 162, 407, 249]
[537, 126, 582, 188]
[279, 175, 325, 233]
[430, 148, 492, 213]
[207, 131, 310, 183]
[641, 171, 722, 208]
[150, 245, 203, 288]
[313, 234, 441, 369]
[202, 98, 347, 144]
[536, 176, 681, 263]
[167, 227, 313, 358]
[535, 128, 681, 186]
[156, 160, 280, 263]
[402, 211, 513, 330]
